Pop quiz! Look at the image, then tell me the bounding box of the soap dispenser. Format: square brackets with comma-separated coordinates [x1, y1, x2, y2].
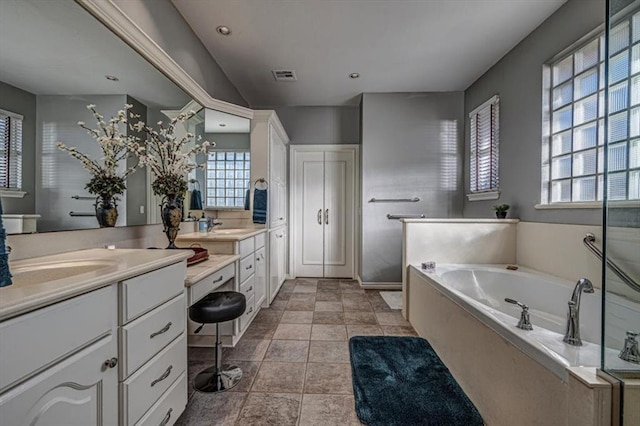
[198, 212, 208, 234]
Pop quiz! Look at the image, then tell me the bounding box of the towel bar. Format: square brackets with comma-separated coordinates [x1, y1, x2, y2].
[369, 197, 420, 203]
[387, 214, 425, 220]
[69, 211, 95, 217]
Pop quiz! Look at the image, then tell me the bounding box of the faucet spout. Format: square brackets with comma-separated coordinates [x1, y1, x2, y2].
[563, 278, 594, 346]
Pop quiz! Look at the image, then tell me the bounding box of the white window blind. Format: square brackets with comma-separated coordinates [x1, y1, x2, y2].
[469, 96, 500, 193]
[0, 109, 23, 191]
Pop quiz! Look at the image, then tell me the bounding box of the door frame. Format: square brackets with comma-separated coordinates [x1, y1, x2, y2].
[289, 144, 360, 279]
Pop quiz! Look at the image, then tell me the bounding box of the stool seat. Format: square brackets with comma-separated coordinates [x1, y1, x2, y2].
[189, 291, 246, 324]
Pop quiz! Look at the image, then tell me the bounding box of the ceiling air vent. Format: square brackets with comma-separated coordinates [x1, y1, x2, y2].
[272, 69, 297, 82]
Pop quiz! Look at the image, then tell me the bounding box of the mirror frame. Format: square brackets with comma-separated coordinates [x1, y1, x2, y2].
[76, 0, 254, 121]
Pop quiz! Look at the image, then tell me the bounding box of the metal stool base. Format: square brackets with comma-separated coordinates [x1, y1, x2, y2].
[193, 364, 243, 393]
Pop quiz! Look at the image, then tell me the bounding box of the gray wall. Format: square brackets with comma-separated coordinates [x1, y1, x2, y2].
[463, 0, 605, 224]
[126, 95, 148, 226]
[360, 92, 465, 283]
[113, 0, 247, 107]
[275, 106, 360, 144]
[36, 95, 128, 232]
[0, 81, 36, 214]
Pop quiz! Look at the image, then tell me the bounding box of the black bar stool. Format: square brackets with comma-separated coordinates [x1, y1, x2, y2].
[189, 291, 246, 393]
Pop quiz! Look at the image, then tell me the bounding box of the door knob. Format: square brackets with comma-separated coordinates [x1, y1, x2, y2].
[317, 209, 322, 225]
[103, 357, 118, 369]
[325, 209, 329, 225]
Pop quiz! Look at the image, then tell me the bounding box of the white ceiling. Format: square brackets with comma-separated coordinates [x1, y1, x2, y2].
[205, 108, 251, 133]
[0, 0, 189, 109]
[172, 0, 567, 107]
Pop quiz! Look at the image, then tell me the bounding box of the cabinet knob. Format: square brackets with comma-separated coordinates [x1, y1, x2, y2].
[248, 286, 253, 292]
[103, 357, 118, 369]
[246, 264, 253, 270]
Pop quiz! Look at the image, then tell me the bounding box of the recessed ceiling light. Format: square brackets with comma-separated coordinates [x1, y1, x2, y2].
[219, 123, 226, 127]
[105, 75, 119, 82]
[216, 25, 231, 36]
[349, 73, 360, 79]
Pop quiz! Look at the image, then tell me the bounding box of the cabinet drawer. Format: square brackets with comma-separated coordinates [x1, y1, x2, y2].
[0, 285, 116, 392]
[120, 262, 186, 324]
[239, 294, 256, 331]
[238, 237, 255, 258]
[239, 254, 255, 283]
[254, 232, 266, 250]
[121, 333, 186, 426]
[135, 371, 187, 426]
[240, 274, 255, 301]
[188, 262, 235, 306]
[120, 293, 186, 379]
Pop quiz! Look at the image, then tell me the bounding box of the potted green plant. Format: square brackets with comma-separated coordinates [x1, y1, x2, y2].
[492, 204, 510, 219]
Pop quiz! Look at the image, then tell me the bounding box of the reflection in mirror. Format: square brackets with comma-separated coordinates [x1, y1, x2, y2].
[0, 0, 195, 232]
[195, 109, 251, 210]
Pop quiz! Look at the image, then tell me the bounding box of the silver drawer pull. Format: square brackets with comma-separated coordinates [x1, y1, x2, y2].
[246, 264, 253, 270]
[151, 365, 173, 387]
[159, 408, 173, 426]
[213, 276, 223, 283]
[247, 307, 253, 315]
[150, 322, 172, 339]
[248, 286, 253, 292]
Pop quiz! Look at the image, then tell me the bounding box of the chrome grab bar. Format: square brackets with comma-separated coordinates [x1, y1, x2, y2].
[583, 233, 640, 293]
[369, 197, 420, 203]
[69, 211, 95, 217]
[387, 214, 425, 220]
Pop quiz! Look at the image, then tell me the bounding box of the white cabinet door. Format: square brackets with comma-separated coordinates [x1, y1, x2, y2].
[0, 335, 118, 426]
[254, 246, 267, 307]
[278, 227, 287, 285]
[269, 228, 287, 302]
[269, 125, 287, 229]
[293, 151, 325, 277]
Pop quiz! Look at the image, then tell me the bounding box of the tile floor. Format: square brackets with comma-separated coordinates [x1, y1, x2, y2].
[176, 278, 417, 426]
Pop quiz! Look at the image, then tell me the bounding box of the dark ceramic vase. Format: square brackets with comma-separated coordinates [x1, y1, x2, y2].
[495, 211, 507, 219]
[161, 194, 182, 249]
[95, 195, 118, 227]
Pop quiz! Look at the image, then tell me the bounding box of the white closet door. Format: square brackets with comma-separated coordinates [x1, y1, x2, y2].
[294, 151, 325, 277]
[323, 151, 354, 278]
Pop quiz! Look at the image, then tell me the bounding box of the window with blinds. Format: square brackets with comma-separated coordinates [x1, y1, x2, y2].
[542, 9, 640, 203]
[469, 95, 500, 194]
[0, 109, 23, 191]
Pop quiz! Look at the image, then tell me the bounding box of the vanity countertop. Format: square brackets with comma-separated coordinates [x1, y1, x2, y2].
[185, 254, 240, 287]
[177, 228, 267, 242]
[0, 248, 192, 321]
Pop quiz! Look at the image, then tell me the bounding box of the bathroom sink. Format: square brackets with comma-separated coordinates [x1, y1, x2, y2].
[211, 228, 251, 235]
[10, 259, 118, 286]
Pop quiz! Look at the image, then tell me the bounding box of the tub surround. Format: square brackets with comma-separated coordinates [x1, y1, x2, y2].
[0, 248, 191, 321]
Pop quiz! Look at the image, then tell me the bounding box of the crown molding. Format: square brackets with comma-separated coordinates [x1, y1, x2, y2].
[75, 0, 254, 120]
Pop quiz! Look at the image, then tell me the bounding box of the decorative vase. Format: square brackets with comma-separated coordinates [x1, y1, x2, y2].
[496, 211, 507, 219]
[161, 194, 182, 249]
[95, 195, 118, 227]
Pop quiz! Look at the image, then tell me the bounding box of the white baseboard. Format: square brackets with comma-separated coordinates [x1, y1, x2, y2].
[357, 276, 402, 290]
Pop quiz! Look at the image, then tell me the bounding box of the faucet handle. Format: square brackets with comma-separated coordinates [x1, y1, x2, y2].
[626, 331, 639, 339]
[505, 298, 528, 311]
[505, 298, 533, 330]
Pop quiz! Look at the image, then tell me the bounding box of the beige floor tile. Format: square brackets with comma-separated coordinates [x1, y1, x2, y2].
[227, 361, 261, 393]
[304, 362, 353, 394]
[317, 280, 341, 291]
[296, 278, 318, 285]
[342, 297, 373, 311]
[369, 297, 393, 312]
[344, 311, 378, 325]
[312, 311, 345, 325]
[293, 285, 317, 293]
[235, 393, 301, 426]
[308, 341, 351, 363]
[381, 325, 418, 336]
[273, 323, 312, 340]
[274, 291, 292, 302]
[251, 362, 306, 393]
[299, 394, 360, 426]
[175, 391, 246, 426]
[223, 339, 270, 361]
[252, 309, 284, 324]
[375, 311, 411, 326]
[346, 324, 383, 339]
[242, 322, 279, 340]
[280, 280, 296, 294]
[264, 340, 310, 362]
[314, 301, 343, 312]
[315, 291, 342, 302]
[268, 299, 289, 311]
[280, 310, 314, 324]
[311, 324, 348, 341]
[286, 298, 316, 311]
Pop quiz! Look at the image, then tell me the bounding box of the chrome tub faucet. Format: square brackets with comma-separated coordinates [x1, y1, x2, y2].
[563, 278, 594, 346]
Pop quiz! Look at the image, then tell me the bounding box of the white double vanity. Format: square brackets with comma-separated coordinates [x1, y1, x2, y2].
[0, 224, 282, 426]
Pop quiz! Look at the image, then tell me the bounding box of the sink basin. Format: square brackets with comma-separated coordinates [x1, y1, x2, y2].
[10, 259, 118, 286]
[211, 228, 251, 235]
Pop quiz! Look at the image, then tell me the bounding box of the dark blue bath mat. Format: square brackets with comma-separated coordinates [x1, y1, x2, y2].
[349, 336, 483, 426]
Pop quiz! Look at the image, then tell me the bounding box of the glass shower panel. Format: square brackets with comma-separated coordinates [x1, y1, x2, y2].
[602, 2, 640, 426]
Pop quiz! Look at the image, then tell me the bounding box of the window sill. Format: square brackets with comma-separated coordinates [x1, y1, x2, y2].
[0, 190, 26, 199]
[467, 191, 500, 201]
[535, 201, 640, 209]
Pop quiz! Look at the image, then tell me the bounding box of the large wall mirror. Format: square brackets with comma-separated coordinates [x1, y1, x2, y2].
[0, 0, 248, 232]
